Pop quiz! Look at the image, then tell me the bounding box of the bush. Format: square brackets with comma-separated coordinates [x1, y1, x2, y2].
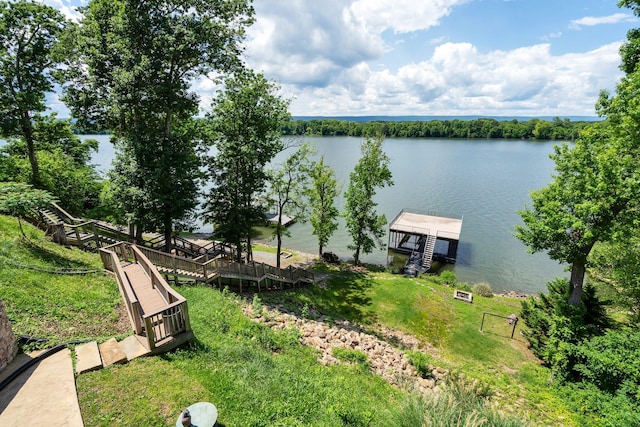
[519, 278, 611, 364]
[456, 282, 472, 292]
[439, 270, 457, 286]
[571, 328, 640, 395]
[407, 351, 433, 378]
[392, 374, 530, 427]
[472, 282, 494, 297]
[332, 347, 369, 368]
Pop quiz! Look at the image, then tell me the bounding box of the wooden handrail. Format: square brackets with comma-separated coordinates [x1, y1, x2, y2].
[50, 202, 82, 223]
[101, 249, 142, 334]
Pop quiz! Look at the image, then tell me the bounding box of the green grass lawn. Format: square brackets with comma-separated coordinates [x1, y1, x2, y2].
[0, 215, 576, 425]
[78, 286, 404, 426]
[0, 215, 127, 345]
[257, 267, 575, 425]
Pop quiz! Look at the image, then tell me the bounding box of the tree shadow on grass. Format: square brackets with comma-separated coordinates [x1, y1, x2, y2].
[257, 269, 378, 326]
[21, 239, 96, 269]
[315, 270, 377, 325]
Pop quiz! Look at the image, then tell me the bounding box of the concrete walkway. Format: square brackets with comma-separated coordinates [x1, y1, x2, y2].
[0, 348, 83, 426]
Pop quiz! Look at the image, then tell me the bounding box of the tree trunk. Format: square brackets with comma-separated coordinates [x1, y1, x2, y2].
[235, 235, 242, 263]
[276, 211, 283, 269]
[135, 223, 143, 245]
[163, 221, 172, 254]
[354, 246, 360, 266]
[318, 244, 323, 257]
[246, 235, 253, 262]
[21, 111, 40, 187]
[568, 259, 586, 306]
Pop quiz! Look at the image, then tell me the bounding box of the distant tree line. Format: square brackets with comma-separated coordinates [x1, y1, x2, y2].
[281, 117, 593, 140]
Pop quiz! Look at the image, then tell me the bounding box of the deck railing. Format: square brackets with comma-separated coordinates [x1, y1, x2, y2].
[100, 249, 143, 334]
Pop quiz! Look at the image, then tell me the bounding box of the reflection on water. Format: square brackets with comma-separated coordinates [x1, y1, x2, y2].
[88, 134, 566, 294]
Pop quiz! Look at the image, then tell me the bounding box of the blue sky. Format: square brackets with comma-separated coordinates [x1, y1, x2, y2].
[48, 0, 638, 117]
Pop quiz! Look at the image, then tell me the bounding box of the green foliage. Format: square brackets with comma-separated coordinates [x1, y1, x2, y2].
[301, 302, 311, 319]
[0, 182, 56, 217]
[472, 282, 494, 297]
[519, 278, 611, 368]
[0, 182, 56, 236]
[590, 232, 640, 322]
[553, 329, 640, 426]
[344, 136, 394, 265]
[252, 293, 263, 312]
[332, 347, 369, 368]
[308, 156, 340, 256]
[456, 282, 472, 292]
[66, 0, 254, 246]
[620, 1, 640, 73]
[393, 375, 529, 427]
[438, 270, 457, 286]
[407, 351, 433, 378]
[571, 329, 640, 394]
[515, 121, 631, 305]
[204, 72, 290, 262]
[281, 117, 587, 141]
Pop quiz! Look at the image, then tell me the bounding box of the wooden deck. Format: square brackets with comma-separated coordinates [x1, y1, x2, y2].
[389, 211, 463, 240]
[388, 210, 463, 275]
[123, 264, 166, 315]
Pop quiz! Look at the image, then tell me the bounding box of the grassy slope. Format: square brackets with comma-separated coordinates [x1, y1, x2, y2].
[78, 286, 403, 426]
[259, 267, 575, 425]
[1, 215, 575, 425]
[0, 215, 127, 345]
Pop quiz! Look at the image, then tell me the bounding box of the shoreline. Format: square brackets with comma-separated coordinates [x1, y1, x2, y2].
[185, 234, 538, 297]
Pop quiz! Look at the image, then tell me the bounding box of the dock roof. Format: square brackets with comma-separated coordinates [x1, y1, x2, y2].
[389, 211, 463, 240]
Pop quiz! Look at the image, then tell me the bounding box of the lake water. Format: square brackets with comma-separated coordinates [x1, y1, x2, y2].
[85, 134, 566, 294]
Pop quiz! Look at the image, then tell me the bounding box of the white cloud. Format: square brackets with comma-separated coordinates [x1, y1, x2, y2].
[245, 0, 385, 87]
[540, 32, 562, 41]
[245, 0, 469, 88]
[43, 0, 83, 23]
[349, 0, 469, 33]
[570, 13, 636, 29]
[283, 42, 625, 117]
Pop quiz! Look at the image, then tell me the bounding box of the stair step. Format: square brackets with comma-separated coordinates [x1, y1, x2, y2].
[119, 335, 151, 361]
[99, 338, 128, 367]
[75, 341, 102, 374]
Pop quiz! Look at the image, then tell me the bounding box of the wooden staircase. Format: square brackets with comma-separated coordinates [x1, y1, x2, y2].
[100, 245, 194, 354]
[421, 234, 437, 270]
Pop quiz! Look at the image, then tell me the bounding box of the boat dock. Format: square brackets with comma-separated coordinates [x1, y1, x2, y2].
[388, 210, 463, 276]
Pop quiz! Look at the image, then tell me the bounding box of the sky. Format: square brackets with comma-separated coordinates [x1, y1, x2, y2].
[47, 0, 639, 117]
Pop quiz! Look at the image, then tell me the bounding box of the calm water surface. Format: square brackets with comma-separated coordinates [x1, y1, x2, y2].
[86, 134, 566, 294]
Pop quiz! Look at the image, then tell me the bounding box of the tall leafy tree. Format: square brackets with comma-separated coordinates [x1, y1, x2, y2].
[517, 9, 640, 305]
[344, 136, 393, 265]
[65, 0, 254, 250]
[308, 156, 340, 256]
[0, 0, 72, 187]
[204, 72, 290, 262]
[515, 123, 634, 306]
[267, 143, 313, 268]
